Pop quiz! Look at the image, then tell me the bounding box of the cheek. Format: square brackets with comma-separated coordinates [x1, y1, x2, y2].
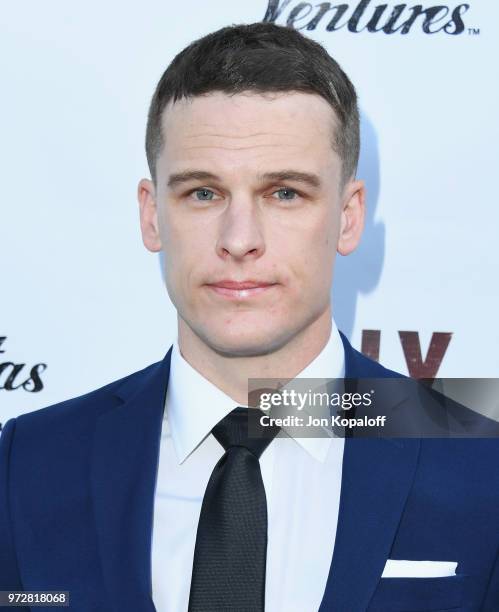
[286, 216, 337, 281]
[316, 207, 339, 262]
[161, 214, 215, 292]
[159, 213, 190, 288]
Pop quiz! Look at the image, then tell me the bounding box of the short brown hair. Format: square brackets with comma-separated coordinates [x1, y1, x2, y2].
[145, 22, 359, 187]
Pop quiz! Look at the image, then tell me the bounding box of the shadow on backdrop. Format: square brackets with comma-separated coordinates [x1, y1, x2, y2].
[332, 111, 385, 340]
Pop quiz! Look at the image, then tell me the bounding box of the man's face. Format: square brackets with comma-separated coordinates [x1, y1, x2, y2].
[139, 91, 364, 356]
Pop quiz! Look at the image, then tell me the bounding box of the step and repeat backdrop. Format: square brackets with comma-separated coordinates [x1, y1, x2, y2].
[1, 1, 498, 427]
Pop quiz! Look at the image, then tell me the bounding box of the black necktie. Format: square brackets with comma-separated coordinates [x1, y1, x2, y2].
[188, 407, 280, 612]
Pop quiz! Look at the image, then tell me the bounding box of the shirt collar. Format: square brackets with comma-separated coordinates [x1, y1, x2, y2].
[166, 319, 345, 464]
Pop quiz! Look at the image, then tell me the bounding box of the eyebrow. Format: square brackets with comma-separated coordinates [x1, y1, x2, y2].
[167, 171, 219, 189]
[166, 170, 322, 190]
[260, 171, 322, 189]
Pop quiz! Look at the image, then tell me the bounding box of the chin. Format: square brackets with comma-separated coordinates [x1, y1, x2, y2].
[200, 319, 291, 358]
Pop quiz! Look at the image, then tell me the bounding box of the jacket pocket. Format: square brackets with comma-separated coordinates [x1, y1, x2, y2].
[367, 574, 471, 611]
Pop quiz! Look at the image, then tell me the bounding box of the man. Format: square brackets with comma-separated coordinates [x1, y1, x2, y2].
[1, 21, 498, 612]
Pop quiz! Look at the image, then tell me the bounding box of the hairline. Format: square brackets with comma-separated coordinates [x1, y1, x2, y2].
[151, 90, 353, 191]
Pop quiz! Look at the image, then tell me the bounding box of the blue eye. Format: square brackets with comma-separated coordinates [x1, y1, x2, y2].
[274, 188, 297, 200]
[194, 188, 215, 201]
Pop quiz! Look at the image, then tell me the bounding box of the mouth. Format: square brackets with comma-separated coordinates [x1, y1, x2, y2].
[205, 280, 278, 300]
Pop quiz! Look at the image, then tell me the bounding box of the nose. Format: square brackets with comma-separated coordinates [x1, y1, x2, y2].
[215, 194, 265, 262]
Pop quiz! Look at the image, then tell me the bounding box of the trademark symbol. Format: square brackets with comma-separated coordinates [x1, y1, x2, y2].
[468, 27, 480, 35]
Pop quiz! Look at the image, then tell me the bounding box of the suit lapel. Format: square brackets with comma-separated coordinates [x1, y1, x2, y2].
[319, 334, 421, 612]
[90, 348, 172, 612]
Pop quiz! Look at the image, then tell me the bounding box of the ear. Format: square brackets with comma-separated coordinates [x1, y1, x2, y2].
[337, 179, 366, 256]
[138, 178, 162, 253]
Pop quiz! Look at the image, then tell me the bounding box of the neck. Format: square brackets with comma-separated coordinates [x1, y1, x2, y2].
[177, 308, 333, 405]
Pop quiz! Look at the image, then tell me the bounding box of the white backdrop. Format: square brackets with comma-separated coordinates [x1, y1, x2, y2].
[1, 0, 498, 426]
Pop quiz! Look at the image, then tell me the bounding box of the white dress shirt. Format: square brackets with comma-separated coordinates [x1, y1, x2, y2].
[151, 319, 346, 612]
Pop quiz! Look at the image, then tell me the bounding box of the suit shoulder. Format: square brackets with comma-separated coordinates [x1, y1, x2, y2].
[14, 359, 163, 435]
[338, 329, 406, 379]
[350, 344, 406, 379]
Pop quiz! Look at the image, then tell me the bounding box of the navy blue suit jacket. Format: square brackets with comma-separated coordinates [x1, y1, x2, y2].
[1, 331, 498, 611]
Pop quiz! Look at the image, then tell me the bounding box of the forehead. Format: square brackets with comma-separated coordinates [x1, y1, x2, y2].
[158, 91, 338, 175]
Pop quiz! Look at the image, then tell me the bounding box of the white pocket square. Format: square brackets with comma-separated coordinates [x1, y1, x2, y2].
[382, 559, 458, 578]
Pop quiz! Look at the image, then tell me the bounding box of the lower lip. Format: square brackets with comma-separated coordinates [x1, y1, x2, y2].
[207, 284, 277, 299]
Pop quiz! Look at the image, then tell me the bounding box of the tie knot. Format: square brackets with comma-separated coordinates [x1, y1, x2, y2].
[212, 407, 280, 459]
